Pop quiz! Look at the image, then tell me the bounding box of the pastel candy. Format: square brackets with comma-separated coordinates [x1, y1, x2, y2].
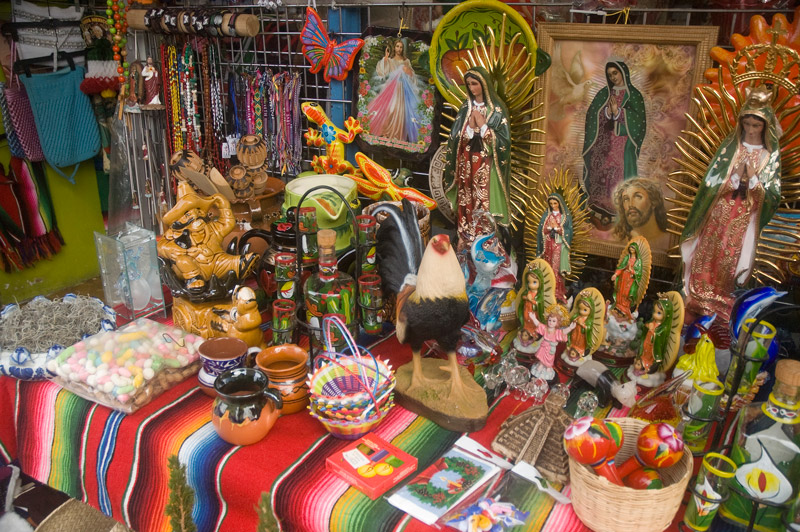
[143, 367, 155, 380]
[117, 394, 130, 403]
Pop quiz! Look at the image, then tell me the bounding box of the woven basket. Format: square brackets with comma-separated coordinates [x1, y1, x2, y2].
[568, 417, 692, 532]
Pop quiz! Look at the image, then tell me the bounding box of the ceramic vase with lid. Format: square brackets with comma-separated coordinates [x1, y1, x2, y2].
[227, 165, 254, 200]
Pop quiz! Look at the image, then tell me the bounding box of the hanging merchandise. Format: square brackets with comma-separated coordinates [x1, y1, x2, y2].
[105, 0, 129, 93]
[180, 43, 202, 153]
[10, 1, 84, 61]
[161, 43, 182, 154]
[0, 82, 26, 159]
[199, 43, 227, 173]
[19, 65, 102, 183]
[2, 81, 45, 162]
[0, 158, 63, 272]
[270, 71, 303, 176]
[301, 7, 364, 83]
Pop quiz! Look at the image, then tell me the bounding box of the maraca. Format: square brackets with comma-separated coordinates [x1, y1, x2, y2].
[564, 416, 624, 485]
[616, 422, 685, 479]
[624, 467, 663, 490]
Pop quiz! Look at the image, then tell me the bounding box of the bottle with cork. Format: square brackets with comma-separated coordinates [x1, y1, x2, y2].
[719, 359, 800, 532]
[303, 229, 355, 350]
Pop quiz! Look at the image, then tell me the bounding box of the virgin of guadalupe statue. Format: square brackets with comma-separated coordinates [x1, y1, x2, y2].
[366, 38, 422, 143]
[679, 87, 781, 322]
[563, 287, 606, 366]
[514, 258, 556, 353]
[611, 236, 651, 320]
[582, 59, 647, 222]
[443, 67, 512, 251]
[537, 193, 572, 302]
[628, 291, 684, 387]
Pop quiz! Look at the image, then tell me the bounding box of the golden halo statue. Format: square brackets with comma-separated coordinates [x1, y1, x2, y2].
[667, 18, 800, 322]
[429, 0, 544, 249]
[524, 166, 590, 303]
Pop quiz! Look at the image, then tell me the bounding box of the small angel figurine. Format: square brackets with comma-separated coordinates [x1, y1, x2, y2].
[513, 259, 556, 354]
[563, 287, 606, 367]
[529, 303, 575, 382]
[611, 235, 651, 320]
[628, 291, 685, 387]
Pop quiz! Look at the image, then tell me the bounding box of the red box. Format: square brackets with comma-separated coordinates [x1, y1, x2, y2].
[326, 433, 418, 500]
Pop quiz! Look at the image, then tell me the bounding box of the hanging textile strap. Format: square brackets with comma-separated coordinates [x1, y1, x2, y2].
[227, 72, 242, 138]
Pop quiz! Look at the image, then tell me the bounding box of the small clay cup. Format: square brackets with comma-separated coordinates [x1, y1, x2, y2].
[198, 337, 260, 396]
[212, 368, 283, 445]
[256, 344, 310, 415]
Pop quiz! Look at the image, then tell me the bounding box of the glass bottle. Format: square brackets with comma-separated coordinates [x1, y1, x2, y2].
[719, 359, 800, 532]
[303, 229, 356, 350]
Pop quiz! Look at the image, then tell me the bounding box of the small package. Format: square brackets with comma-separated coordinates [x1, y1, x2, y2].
[326, 433, 417, 500]
[48, 318, 204, 413]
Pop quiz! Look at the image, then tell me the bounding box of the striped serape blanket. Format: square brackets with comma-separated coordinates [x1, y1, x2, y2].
[0, 333, 709, 532]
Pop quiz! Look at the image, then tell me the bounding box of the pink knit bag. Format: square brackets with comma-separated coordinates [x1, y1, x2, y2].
[4, 84, 45, 162]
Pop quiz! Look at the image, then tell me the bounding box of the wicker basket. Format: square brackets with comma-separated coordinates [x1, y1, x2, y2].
[568, 417, 692, 532]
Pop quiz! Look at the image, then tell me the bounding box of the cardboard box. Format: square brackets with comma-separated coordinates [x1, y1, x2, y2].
[326, 433, 418, 499]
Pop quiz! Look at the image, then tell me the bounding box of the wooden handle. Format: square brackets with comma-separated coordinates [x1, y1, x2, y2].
[127, 9, 260, 37]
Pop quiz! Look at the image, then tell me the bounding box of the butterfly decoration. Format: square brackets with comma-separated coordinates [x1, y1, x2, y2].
[301, 7, 364, 83]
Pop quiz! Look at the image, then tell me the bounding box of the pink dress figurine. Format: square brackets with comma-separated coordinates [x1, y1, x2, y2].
[529, 304, 574, 381]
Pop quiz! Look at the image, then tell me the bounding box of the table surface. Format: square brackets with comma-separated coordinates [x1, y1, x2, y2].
[0, 334, 740, 532]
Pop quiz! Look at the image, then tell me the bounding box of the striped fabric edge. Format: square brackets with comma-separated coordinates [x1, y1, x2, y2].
[22, 382, 60, 482]
[48, 391, 93, 498]
[121, 388, 198, 527]
[213, 446, 241, 532]
[79, 403, 99, 504]
[97, 410, 126, 516]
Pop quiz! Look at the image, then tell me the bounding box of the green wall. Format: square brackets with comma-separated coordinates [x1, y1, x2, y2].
[0, 149, 105, 304]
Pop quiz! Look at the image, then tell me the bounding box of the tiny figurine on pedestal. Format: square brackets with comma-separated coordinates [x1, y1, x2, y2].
[538, 194, 572, 302]
[529, 303, 574, 382]
[513, 259, 556, 356]
[601, 235, 651, 363]
[141, 57, 163, 108]
[627, 291, 684, 387]
[561, 287, 606, 369]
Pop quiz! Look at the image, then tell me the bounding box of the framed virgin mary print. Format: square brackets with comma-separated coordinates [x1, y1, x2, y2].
[533, 23, 717, 266]
[353, 28, 441, 161]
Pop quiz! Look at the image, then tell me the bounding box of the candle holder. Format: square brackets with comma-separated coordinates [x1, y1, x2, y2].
[298, 206, 318, 267]
[356, 214, 377, 273]
[682, 380, 724, 454]
[683, 453, 737, 531]
[358, 273, 383, 335]
[272, 299, 296, 346]
[274, 252, 297, 301]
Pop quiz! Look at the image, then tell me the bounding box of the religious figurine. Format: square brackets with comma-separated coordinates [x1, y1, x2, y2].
[529, 303, 575, 382]
[513, 259, 556, 354]
[157, 180, 258, 299]
[538, 193, 572, 302]
[563, 287, 606, 367]
[628, 291, 684, 387]
[464, 211, 517, 331]
[582, 59, 647, 226]
[141, 57, 162, 107]
[679, 86, 781, 323]
[443, 66, 512, 252]
[611, 236, 651, 320]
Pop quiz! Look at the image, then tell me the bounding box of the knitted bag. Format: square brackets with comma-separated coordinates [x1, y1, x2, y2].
[2, 84, 45, 162]
[0, 82, 25, 159]
[20, 66, 100, 183]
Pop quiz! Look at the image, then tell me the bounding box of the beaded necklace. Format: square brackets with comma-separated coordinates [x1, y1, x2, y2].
[209, 45, 226, 171]
[164, 44, 182, 153]
[253, 70, 264, 138]
[245, 73, 254, 135]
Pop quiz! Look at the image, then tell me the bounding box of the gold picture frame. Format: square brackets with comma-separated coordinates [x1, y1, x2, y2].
[534, 23, 718, 267]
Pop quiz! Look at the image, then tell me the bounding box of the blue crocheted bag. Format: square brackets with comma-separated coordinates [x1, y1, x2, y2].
[20, 66, 100, 183]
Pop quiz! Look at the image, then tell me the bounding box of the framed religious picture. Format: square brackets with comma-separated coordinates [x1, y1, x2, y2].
[353, 28, 441, 161]
[534, 23, 718, 266]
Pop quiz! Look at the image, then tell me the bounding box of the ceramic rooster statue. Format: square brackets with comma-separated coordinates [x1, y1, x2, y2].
[374, 199, 489, 432]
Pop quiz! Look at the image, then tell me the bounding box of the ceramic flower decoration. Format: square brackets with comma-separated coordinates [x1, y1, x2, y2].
[301, 101, 362, 175]
[563, 416, 624, 485]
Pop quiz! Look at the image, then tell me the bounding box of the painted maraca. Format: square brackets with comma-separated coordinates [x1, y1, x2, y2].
[616, 422, 685, 479]
[564, 416, 624, 486]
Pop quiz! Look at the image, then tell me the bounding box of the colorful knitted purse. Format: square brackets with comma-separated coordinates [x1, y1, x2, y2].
[20, 66, 101, 183]
[3, 83, 45, 162]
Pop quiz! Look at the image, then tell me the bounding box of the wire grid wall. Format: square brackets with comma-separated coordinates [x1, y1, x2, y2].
[126, 2, 797, 191]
